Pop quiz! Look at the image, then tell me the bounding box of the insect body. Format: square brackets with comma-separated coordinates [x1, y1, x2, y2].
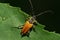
[20, 16, 36, 37]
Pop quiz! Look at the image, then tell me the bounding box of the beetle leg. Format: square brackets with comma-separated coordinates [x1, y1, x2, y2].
[21, 34, 25, 38]
[21, 32, 30, 38]
[32, 25, 36, 32]
[30, 27, 33, 32]
[26, 31, 30, 37]
[27, 33, 29, 37]
[33, 20, 38, 25]
[17, 25, 23, 29]
[12, 25, 23, 29]
[25, 16, 30, 21]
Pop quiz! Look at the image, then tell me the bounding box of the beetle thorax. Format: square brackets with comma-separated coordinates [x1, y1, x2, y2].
[28, 17, 35, 24]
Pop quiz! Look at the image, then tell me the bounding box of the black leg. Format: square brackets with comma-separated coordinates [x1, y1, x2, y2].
[26, 32, 30, 37]
[25, 16, 31, 21]
[29, 27, 33, 32]
[32, 27, 36, 32]
[32, 25, 36, 32]
[27, 34, 29, 37]
[20, 33, 26, 38]
[12, 25, 23, 29]
[20, 33, 30, 38]
[29, 26, 36, 32]
[17, 26, 23, 29]
[33, 22, 37, 25]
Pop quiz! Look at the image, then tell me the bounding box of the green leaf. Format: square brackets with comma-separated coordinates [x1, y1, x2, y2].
[0, 3, 60, 40]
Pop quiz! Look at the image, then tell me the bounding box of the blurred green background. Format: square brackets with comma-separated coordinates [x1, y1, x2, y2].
[0, 0, 60, 33]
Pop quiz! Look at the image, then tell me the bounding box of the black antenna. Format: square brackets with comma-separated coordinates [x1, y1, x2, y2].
[29, 0, 53, 18]
[35, 10, 53, 17]
[29, 0, 34, 15]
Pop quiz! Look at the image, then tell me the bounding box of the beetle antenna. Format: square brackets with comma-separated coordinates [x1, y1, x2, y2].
[35, 10, 53, 17]
[29, 0, 34, 15]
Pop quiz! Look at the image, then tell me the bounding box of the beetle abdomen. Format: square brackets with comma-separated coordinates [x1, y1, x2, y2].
[21, 21, 33, 35]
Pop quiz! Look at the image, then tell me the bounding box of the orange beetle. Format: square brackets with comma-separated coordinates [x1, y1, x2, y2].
[18, 10, 52, 37]
[14, 0, 53, 37]
[20, 16, 36, 37]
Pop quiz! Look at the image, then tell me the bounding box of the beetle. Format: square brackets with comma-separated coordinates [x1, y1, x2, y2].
[14, 0, 53, 37]
[19, 11, 52, 37]
[20, 16, 36, 37]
